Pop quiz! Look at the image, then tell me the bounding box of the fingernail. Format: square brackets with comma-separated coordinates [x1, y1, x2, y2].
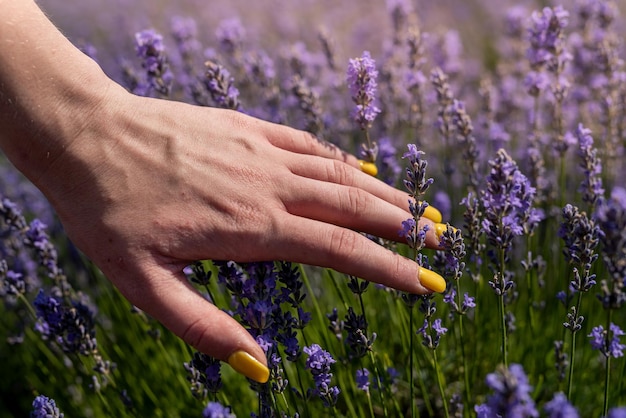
[418, 266, 446, 293]
[358, 160, 378, 177]
[228, 350, 270, 383]
[434, 223, 458, 239]
[434, 223, 448, 239]
[423, 205, 442, 223]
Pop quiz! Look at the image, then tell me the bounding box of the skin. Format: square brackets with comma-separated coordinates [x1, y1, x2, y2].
[0, 0, 448, 371]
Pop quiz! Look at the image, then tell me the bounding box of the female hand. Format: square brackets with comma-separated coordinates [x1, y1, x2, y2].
[1, 0, 449, 383]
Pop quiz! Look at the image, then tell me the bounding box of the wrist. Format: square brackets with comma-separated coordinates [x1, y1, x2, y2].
[0, 0, 116, 191]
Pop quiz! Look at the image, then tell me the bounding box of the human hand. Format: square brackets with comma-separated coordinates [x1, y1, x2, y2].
[31, 79, 451, 382]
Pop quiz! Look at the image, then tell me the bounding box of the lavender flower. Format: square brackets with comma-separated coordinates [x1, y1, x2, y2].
[303, 344, 340, 407]
[377, 137, 402, 186]
[543, 392, 579, 418]
[558, 204, 600, 293]
[184, 352, 223, 398]
[574, 124, 604, 208]
[347, 51, 381, 132]
[33, 289, 97, 355]
[609, 407, 626, 418]
[134, 29, 173, 96]
[203, 401, 236, 418]
[588, 322, 626, 358]
[355, 368, 370, 392]
[475, 364, 538, 418]
[215, 18, 245, 56]
[30, 395, 63, 418]
[526, 6, 570, 69]
[482, 149, 542, 258]
[403, 144, 434, 202]
[343, 307, 375, 359]
[0, 261, 27, 296]
[595, 187, 626, 309]
[204, 61, 241, 110]
[417, 317, 448, 349]
[451, 99, 480, 189]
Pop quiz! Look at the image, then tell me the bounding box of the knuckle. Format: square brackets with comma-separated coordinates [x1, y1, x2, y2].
[341, 186, 369, 217]
[327, 159, 356, 186]
[326, 227, 359, 262]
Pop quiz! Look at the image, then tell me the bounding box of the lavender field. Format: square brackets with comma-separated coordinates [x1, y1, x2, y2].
[3, 0, 626, 416]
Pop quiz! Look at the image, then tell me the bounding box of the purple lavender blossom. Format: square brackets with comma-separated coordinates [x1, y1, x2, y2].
[377, 137, 402, 186]
[33, 289, 97, 355]
[303, 343, 340, 407]
[588, 322, 626, 358]
[543, 392, 579, 417]
[595, 187, 626, 309]
[475, 364, 538, 418]
[609, 407, 626, 418]
[347, 51, 381, 131]
[215, 18, 245, 56]
[482, 149, 542, 256]
[184, 352, 223, 398]
[31, 395, 64, 418]
[403, 144, 434, 199]
[527, 6, 570, 69]
[574, 124, 604, 207]
[355, 368, 370, 392]
[204, 61, 241, 110]
[202, 401, 236, 418]
[417, 318, 448, 349]
[343, 307, 375, 359]
[134, 29, 173, 96]
[558, 204, 600, 293]
[0, 262, 27, 296]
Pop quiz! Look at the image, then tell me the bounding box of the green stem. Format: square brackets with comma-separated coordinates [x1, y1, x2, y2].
[455, 281, 471, 415]
[498, 248, 508, 367]
[603, 309, 613, 418]
[433, 348, 449, 418]
[365, 388, 375, 418]
[410, 305, 416, 418]
[566, 292, 583, 400]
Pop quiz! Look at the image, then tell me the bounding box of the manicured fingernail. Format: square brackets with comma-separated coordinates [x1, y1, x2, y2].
[228, 351, 270, 383]
[418, 266, 446, 293]
[434, 223, 458, 239]
[358, 160, 378, 177]
[423, 205, 442, 223]
[434, 223, 448, 239]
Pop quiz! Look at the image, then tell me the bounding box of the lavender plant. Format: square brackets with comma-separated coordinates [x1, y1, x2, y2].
[3, 1, 626, 416]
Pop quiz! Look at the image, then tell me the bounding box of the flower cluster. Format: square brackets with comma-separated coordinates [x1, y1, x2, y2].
[30, 395, 64, 418]
[588, 322, 626, 358]
[346, 50, 381, 132]
[134, 29, 174, 96]
[475, 364, 538, 418]
[303, 343, 339, 408]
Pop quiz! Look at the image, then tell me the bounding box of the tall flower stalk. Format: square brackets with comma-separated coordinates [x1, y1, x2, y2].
[481, 149, 541, 367]
[399, 144, 445, 417]
[558, 204, 600, 399]
[347, 51, 381, 167]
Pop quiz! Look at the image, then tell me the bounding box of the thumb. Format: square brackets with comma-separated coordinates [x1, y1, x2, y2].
[113, 264, 270, 383]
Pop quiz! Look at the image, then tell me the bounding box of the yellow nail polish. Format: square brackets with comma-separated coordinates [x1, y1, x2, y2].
[227, 350, 270, 383]
[358, 160, 378, 177]
[434, 223, 458, 239]
[418, 266, 446, 293]
[422, 205, 442, 223]
[434, 223, 448, 239]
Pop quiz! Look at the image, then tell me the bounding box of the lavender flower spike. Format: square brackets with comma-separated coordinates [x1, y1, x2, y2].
[475, 364, 538, 418]
[304, 343, 340, 407]
[134, 29, 173, 96]
[347, 50, 381, 131]
[31, 395, 64, 418]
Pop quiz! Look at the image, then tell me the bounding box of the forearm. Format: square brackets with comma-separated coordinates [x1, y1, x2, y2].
[0, 0, 112, 191]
